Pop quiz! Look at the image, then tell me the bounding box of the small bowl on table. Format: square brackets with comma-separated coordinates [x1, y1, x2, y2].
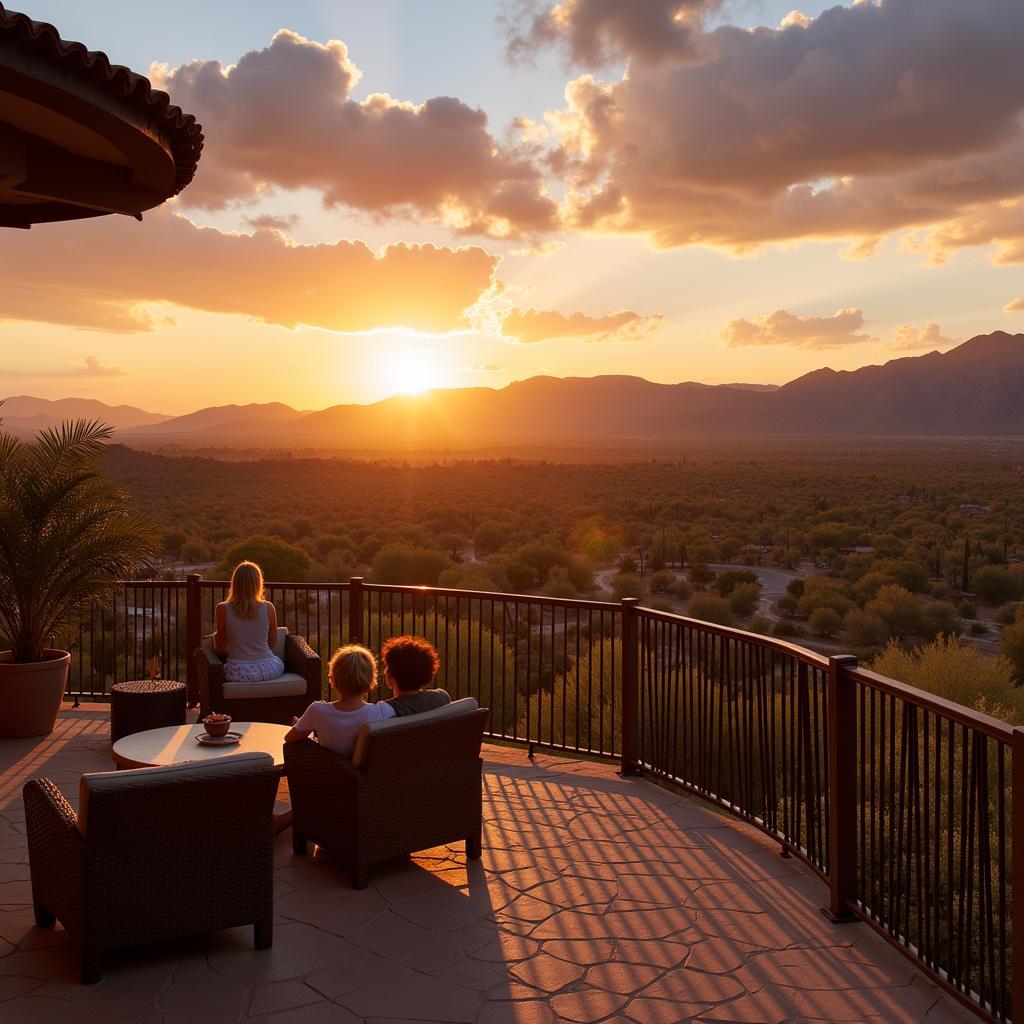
[203, 713, 232, 738]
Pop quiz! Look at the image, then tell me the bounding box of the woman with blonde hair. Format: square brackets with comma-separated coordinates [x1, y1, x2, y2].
[213, 561, 284, 682]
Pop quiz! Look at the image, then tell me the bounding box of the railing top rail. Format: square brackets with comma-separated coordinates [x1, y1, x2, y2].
[117, 579, 186, 589]
[634, 604, 833, 669]
[194, 579, 348, 591]
[847, 664, 1016, 743]
[362, 581, 620, 611]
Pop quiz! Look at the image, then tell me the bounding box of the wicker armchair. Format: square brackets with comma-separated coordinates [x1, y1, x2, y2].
[23, 752, 279, 984]
[196, 630, 321, 724]
[284, 700, 489, 888]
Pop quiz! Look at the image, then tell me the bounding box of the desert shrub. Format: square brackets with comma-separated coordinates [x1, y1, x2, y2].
[649, 570, 676, 595]
[842, 608, 889, 649]
[957, 600, 977, 619]
[971, 565, 1022, 605]
[871, 637, 1022, 723]
[371, 544, 452, 586]
[969, 622, 988, 636]
[865, 585, 924, 639]
[727, 582, 761, 618]
[809, 607, 842, 637]
[217, 535, 312, 582]
[922, 601, 963, 639]
[1001, 615, 1024, 683]
[852, 571, 898, 605]
[686, 592, 734, 626]
[994, 603, 1018, 626]
[772, 619, 803, 638]
[611, 572, 643, 601]
[472, 521, 508, 555]
[714, 570, 758, 597]
[672, 579, 693, 602]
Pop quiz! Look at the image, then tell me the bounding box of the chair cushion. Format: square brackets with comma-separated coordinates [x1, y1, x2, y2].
[222, 670, 307, 700]
[352, 697, 479, 768]
[78, 752, 273, 837]
[272, 626, 288, 660]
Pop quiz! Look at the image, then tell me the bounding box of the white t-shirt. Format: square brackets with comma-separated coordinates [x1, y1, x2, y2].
[294, 700, 396, 758]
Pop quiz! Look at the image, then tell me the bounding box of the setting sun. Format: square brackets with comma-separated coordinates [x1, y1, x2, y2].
[389, 351, 438, 396]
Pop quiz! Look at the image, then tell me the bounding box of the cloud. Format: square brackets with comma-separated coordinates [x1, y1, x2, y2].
[155, 30, 556, 237]
[910, 199, 1024, 265]
[0, 209, 499, 334]
[76, 355, 129, 377]
[0, 355, 130, 379]
[503, 0, 720, 67]
[463, 362, 504, 373]
[887, 322, 954, 352]
[243, 213, 299, 232]
[721, 308, 874, 349]
[499, 307, 663, 343]
[1005, 297, 1024, 313]
[549, 0, 1024, 253]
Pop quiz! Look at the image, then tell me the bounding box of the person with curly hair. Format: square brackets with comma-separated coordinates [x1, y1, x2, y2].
[381, 635, 451, 717]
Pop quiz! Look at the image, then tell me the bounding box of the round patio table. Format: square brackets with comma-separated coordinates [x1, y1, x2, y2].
[112, 722, 293, 833]
[112, 721, 289, 771]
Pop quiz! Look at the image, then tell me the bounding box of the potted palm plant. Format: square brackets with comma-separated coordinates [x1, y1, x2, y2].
[0, 420, 157, 737]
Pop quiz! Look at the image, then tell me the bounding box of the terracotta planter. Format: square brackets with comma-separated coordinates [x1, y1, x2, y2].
[0, 650, 70, 738]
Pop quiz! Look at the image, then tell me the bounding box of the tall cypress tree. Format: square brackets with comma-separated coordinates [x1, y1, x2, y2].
[962, 535, 970, 593]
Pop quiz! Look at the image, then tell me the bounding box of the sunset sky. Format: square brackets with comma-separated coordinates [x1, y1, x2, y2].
[3, 0, 1024, 413]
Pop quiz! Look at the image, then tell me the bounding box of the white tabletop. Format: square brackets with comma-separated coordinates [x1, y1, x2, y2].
[112, 722, 289, 770]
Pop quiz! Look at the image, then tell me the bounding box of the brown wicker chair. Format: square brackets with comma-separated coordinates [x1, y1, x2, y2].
[23, 752, 279, 983]
[196, 630, 321, 724]
[284, 700, 489, 889]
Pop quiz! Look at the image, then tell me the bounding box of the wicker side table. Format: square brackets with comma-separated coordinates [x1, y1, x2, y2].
[110, 679, 187, 745]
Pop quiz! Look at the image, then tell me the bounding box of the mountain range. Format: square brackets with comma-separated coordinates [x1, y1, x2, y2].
[5, 332, 1024, 446]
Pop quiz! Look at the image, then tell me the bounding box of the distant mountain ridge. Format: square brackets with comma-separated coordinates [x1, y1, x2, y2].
[0, 395, 170, 433]
[7, 332, 1024, 444]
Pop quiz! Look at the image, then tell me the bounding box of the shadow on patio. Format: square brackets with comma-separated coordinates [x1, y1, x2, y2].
[0, 708, 972, 1023]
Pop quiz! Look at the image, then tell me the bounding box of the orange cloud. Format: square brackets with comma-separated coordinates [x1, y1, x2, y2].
[0, 355, 129, 379]
[550, 0, 1024, 253]
[500, 307, 663, 343]
[0, 209, 499, 334]
[155, 30, 556, 238]
[1004, 297, 1024, 313]
[887, 322, 954, 352]
[504, 0, 719, 67]
[722, 308, 874, 350]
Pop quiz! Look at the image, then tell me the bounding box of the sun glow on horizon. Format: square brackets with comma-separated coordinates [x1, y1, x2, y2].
[388, 350, 441, 396]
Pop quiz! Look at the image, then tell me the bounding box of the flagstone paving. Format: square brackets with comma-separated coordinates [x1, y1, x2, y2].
[0, 707, 974, 1023]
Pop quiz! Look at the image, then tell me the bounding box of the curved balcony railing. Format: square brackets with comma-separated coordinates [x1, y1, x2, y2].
[56, 576, 1021, 1023]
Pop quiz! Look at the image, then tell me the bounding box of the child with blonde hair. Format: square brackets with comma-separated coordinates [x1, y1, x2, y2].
[284, 645, 396, 757]
[214, 561, 284, 682]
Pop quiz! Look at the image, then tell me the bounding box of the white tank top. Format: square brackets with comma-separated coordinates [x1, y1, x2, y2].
[225, 603, 273, 662]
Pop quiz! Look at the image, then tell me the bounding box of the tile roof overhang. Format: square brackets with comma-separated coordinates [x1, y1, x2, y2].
[0, 3, 204, 227]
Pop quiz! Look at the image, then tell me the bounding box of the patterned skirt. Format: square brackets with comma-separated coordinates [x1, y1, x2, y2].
[223, 654, 285, 682]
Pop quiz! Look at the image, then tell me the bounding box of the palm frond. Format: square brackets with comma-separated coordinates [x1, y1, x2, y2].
[0, 419, 157, 662]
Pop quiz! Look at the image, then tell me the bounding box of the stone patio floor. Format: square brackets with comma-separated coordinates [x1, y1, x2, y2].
[0, 707, 973, 1024]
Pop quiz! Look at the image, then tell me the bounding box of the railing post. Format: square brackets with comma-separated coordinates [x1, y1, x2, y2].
[184, 573, 202, 708]
[348, 577, 364, 645]
[823, 654, 859, 923]
[1013, 727, 1024, 1019]
[619, 597, 641, 777]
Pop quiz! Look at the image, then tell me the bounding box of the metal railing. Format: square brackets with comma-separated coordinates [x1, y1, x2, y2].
[57, 575, 1020, 1022]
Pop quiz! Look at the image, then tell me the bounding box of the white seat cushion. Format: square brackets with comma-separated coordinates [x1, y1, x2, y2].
[272, 627, 288, 660]
[222, 670, 307, 700]
[352, 697, 479, 767]
[78, 752, 273, 837]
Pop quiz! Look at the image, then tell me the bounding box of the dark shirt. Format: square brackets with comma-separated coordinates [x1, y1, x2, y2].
[386, 688, 451, 717]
